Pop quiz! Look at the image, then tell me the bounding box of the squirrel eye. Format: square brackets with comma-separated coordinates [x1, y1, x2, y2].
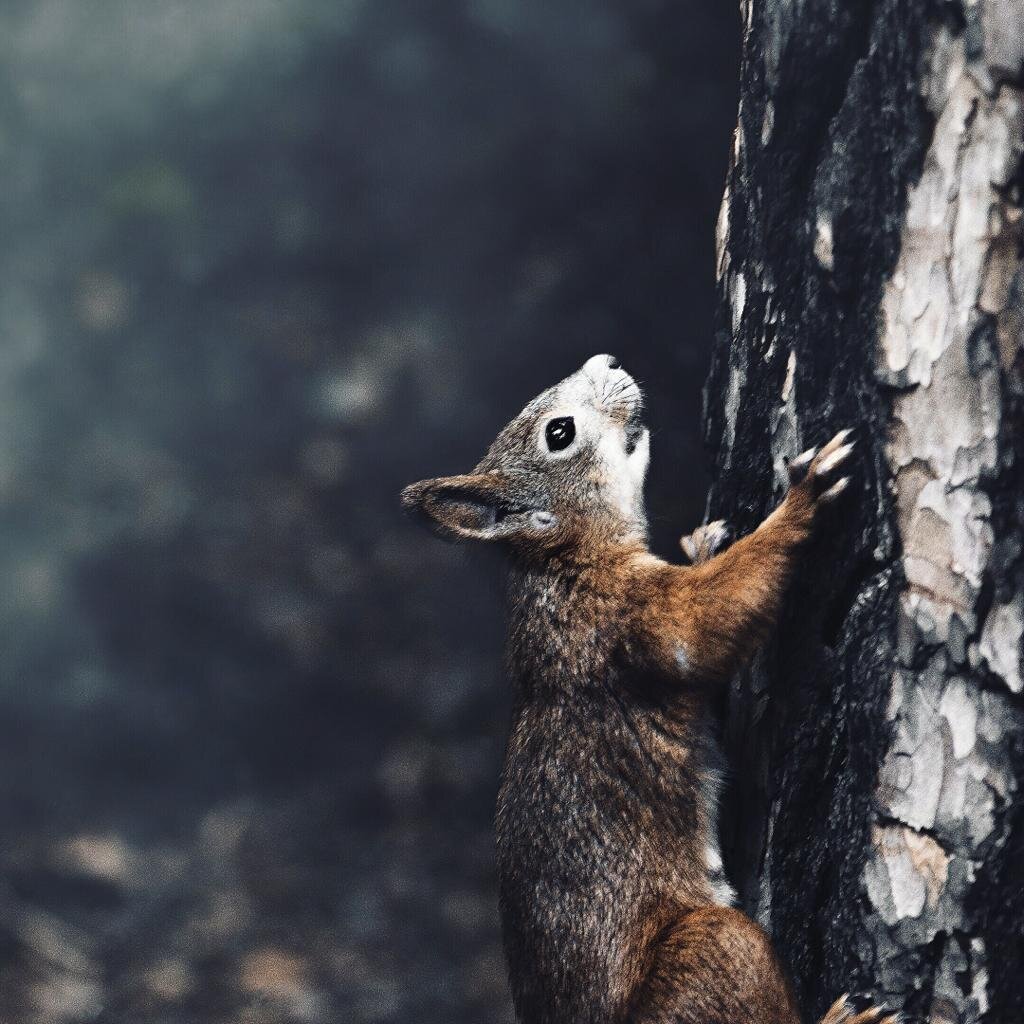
[545, 416, 575, 452]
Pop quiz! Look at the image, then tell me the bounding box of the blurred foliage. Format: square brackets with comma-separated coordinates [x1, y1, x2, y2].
[0, 1, 736, 1021]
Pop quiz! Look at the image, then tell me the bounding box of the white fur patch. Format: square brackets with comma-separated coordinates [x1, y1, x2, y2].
[698, 740, 736, 907]
[705, 840, 736, 906]
[597, 426, 648, 523]
[675, 645, 691, 674]
[532, 358, 649, 531]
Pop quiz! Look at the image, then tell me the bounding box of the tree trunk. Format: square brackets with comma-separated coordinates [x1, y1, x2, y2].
[704, 3, 1024, 1022]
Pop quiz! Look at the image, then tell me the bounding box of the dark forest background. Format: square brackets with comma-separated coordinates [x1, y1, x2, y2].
[0, 2, 737, 1021]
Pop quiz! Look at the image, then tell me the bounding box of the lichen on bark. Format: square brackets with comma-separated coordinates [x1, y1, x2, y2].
[867, 15, 1023, 1022]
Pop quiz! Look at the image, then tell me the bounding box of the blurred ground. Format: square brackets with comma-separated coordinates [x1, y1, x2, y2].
[0, 1, 737, 1021]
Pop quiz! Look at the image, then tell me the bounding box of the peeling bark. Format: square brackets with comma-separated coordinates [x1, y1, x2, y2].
[705, 3, 1023, 1022]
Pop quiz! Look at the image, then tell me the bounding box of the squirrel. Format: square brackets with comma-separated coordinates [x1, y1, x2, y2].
[402, 355, 896, 1024]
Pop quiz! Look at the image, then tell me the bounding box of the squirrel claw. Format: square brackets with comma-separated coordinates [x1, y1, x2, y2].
[820, 994, 900, 1024]
[820, 477, 850, 503]
[680, 519, 732, 564]
[788, 429, 856, 500]
[787, 445, 818, 483]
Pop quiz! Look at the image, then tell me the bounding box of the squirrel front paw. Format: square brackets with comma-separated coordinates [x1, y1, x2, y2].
[786, 428, 855, 506]
[680, 519, 732, 564]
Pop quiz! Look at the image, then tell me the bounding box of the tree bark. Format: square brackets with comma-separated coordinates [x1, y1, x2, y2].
[705, 3, 1024, 1022]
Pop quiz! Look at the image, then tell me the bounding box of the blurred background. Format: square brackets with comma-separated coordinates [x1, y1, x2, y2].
[0, 1, 737, 1021]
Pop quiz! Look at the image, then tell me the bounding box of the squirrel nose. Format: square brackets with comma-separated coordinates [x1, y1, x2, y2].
[582, 353, 626, 378]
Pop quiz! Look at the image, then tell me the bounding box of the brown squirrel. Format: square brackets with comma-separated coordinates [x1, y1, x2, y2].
[403, 355, 896, 1024]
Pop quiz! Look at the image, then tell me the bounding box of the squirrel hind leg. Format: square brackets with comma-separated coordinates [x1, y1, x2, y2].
[625, 905, 799, 1024]
[821, 994, 901, 1024]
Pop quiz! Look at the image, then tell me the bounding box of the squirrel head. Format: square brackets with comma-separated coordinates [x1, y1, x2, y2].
[402, 354, 649, 556]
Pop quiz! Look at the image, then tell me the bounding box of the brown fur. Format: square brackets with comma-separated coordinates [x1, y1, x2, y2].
[402, 358, 894, 1024]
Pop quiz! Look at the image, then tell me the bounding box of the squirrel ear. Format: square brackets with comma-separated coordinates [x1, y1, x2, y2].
[401, 472, 523, 542]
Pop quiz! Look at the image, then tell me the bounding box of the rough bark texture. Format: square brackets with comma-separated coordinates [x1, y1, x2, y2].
[705, 2, 1024, 1022]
